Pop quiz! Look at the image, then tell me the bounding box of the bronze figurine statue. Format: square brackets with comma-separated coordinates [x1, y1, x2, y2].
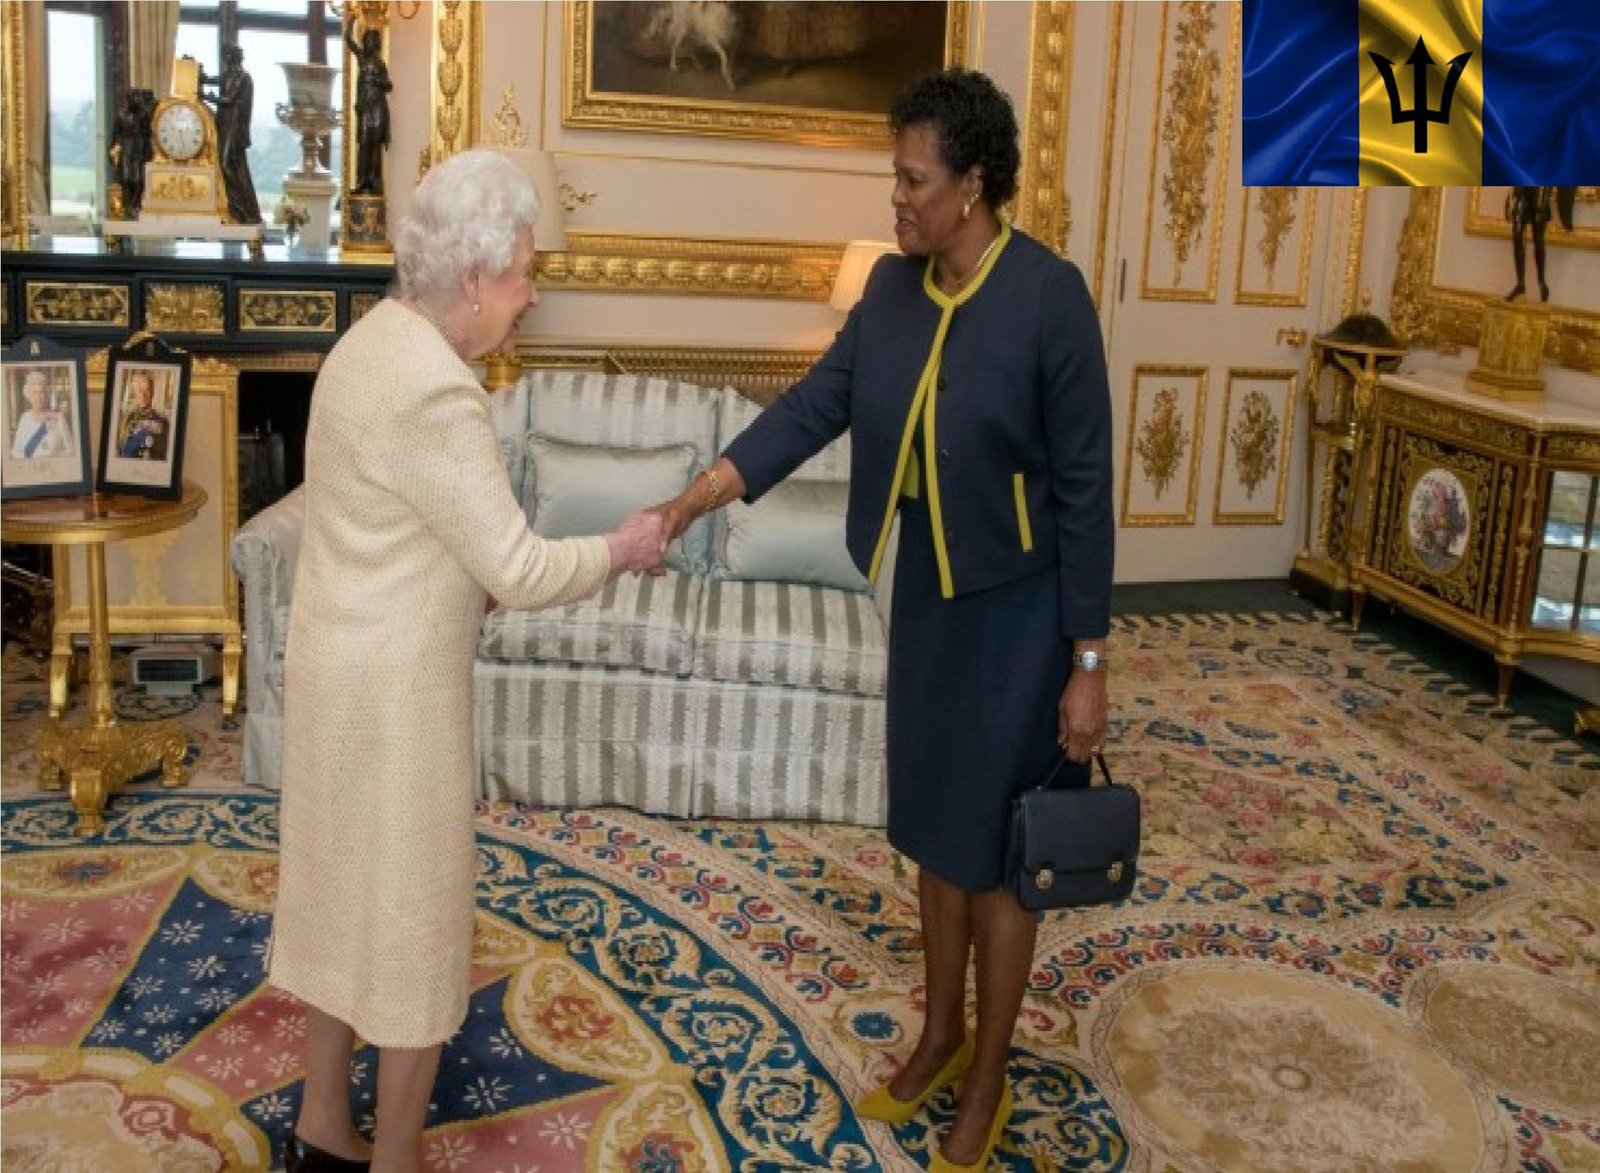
[109, 89, 155, 218]
[1505, 185, 1577, 303]
[345, 24, 393, 195]
[202, 45, 262, 224]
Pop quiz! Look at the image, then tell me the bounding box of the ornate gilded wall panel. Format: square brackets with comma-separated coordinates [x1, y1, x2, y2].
[1464, 186, 1600, 252]
[1018, 2, 1074, 256]
[144, 283, 226, 335]
[238, 290, 337, 333]
[1122, 363, 1207, 526]
[1214, 368, 1297, 525]
[430, 0, 481, 166]
[536, 233, 840, 300]
[1391, 188, 1599, 374]
[1235, 187, 1316, 307]
[1140, 1, 1236, 303]
[1, 1, 31, 244]
[25, 282, 131, 328]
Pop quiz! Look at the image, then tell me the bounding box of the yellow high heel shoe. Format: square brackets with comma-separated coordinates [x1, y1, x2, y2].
[855, 1037, 974, 1125]
[928, 1082, 1012, 1172]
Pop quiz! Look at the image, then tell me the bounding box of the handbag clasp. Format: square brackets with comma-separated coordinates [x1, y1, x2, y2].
[1107, 861, 1124, 883]
[1034, 867, 1054, 891]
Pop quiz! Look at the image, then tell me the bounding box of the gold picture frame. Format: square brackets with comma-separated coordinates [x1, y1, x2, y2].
[1391, 188, 1600, 374]
[1462, 186, 1600, 253]
[563, 1, 970, 147]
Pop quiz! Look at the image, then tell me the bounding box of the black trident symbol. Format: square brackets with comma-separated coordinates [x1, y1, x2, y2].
[1369, 36, 1472, 155]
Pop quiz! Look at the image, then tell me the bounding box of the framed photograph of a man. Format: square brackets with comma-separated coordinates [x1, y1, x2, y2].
[97, 336, 191, 500]
[2, 335, 92, 501]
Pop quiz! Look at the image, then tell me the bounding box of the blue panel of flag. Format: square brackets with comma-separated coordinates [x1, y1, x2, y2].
[1242, 0, 1600, 185]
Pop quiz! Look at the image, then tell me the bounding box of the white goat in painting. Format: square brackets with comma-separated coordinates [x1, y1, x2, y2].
[646, 1, 739, 90]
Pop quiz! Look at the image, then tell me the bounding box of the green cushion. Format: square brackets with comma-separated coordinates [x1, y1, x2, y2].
[528, 437, 707, 572]
[716, 480, 867, 593]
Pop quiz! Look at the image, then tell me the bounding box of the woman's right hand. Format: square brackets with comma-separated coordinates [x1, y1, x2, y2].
[606, 509, 668, 576]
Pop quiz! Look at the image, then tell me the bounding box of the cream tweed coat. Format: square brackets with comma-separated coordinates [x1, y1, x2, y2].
[268, 299, 611, 1047]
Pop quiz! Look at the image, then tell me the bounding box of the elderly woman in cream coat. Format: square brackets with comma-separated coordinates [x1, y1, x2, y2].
[269, 150, 665, 1173]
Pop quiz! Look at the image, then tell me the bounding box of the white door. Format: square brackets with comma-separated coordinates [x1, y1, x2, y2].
[1097, 1, 1344, 583]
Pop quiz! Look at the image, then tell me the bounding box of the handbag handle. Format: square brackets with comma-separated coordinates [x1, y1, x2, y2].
[1033, 751, 1113, 792]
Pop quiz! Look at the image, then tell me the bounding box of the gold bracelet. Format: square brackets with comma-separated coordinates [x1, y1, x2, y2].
[699, 467, 723, 513]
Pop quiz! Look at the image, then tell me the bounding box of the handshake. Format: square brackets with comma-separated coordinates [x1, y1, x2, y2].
[602, 488, 703, 578]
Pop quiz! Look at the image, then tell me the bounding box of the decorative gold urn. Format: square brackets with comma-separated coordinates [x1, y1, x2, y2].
[1464, 298, 1550, 402]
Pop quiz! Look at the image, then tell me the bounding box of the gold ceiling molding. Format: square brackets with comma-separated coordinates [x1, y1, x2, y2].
[1018, 2, 1075, 256]
[1391, 188, 1600, 373]
[1091, 1, 1126, 310]
[535, 232, 841, 301]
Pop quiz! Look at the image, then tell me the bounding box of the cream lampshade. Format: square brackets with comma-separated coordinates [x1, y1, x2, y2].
[830, 240, 897, 312]
[490, 147, 568, 253]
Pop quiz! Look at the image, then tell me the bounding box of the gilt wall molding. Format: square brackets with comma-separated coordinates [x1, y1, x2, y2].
[1018, 2, 1074, 256]
[1391, 188, 1600, 373]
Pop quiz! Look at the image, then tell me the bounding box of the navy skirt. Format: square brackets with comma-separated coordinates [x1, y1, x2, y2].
[886, 492, 1085, 892]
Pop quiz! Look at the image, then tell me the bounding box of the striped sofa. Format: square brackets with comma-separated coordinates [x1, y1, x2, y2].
[231, 368, 892, 825]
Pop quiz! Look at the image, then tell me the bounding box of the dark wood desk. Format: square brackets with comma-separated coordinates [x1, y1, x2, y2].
[2, 237, 392, 355]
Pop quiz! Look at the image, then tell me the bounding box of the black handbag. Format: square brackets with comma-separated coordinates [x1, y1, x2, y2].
[1005, 752, 1140, 911]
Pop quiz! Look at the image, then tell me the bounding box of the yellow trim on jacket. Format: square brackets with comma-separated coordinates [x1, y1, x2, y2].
[867, 222, 1011, 597]
[1013, 472, 1034, 551]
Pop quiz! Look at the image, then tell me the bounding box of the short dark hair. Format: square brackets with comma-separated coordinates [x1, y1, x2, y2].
[889, 69, 1020, 210]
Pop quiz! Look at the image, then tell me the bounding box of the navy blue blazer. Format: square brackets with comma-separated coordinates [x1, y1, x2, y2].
[723, 228, 1114, 642]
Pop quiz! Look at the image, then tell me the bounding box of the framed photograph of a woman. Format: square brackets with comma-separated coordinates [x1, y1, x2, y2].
[1, 335, 91, 501]
[97, 336, 191, 500]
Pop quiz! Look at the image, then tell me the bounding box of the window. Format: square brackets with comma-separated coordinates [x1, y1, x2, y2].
[177, 1, 341, 230]
[44, 6, 108, 222]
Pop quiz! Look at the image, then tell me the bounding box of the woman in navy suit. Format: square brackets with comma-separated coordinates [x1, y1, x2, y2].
[653, 69, 1113, 1171]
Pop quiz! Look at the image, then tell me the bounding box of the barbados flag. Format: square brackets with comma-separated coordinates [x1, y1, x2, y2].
[1243, 0, 1600, 185]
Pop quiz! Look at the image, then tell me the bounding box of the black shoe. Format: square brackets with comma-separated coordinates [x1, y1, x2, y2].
[283, 1135, 371, 1173]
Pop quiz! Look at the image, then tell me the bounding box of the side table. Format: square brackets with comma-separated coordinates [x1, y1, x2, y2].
[2, 481, 207, 833]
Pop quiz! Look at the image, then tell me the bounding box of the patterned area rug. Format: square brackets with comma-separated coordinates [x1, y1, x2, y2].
[2, 613, 1598, 1172]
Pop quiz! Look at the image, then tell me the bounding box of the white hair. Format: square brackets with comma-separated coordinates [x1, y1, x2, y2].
[393, 149, 540, 310]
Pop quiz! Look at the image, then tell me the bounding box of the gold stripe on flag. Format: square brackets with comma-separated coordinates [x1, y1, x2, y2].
[1359, 0, 1483, 185]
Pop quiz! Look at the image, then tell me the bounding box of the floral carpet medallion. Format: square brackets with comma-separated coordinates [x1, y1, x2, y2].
[2, 614, 1598, 1171]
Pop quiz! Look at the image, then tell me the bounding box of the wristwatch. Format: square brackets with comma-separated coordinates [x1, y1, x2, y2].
[1073, 649, 1106, 673]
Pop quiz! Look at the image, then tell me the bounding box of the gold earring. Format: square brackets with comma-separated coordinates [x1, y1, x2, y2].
[473, 302, 480, 314]
[962, 197, 975, 220]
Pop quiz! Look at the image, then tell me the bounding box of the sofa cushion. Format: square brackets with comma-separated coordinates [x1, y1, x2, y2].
[694, 579, 886, 697]
[527, 436, 703, 572]
[525, 370, 723, 572]
[717, 388, 853, 482]
[479, 569, 702, 677]
[717, 480, 868, 593]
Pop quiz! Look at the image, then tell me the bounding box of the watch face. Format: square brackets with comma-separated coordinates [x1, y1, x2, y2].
[1076, 650, 1102, 672]
[156, 104, 205, 161]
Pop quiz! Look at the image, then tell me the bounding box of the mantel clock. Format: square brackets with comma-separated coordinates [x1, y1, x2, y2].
[142, 58, 229, 221]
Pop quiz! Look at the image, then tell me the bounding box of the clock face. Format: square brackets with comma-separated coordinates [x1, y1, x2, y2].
[155, 104, 206, 162]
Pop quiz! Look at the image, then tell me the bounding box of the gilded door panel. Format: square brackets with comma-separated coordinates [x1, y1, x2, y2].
[1100, 1, 1344, 582]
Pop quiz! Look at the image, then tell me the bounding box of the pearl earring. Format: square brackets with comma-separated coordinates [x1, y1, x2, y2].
[962, 197, 975, 221]
[473, 302, 480, 314]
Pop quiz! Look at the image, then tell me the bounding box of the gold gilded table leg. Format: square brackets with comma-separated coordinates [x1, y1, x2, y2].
[37, 541, 190, 835]
[63, 720, 189, 835]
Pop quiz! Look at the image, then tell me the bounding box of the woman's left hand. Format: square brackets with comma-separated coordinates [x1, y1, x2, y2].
[1057, 670, 1108, 762]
